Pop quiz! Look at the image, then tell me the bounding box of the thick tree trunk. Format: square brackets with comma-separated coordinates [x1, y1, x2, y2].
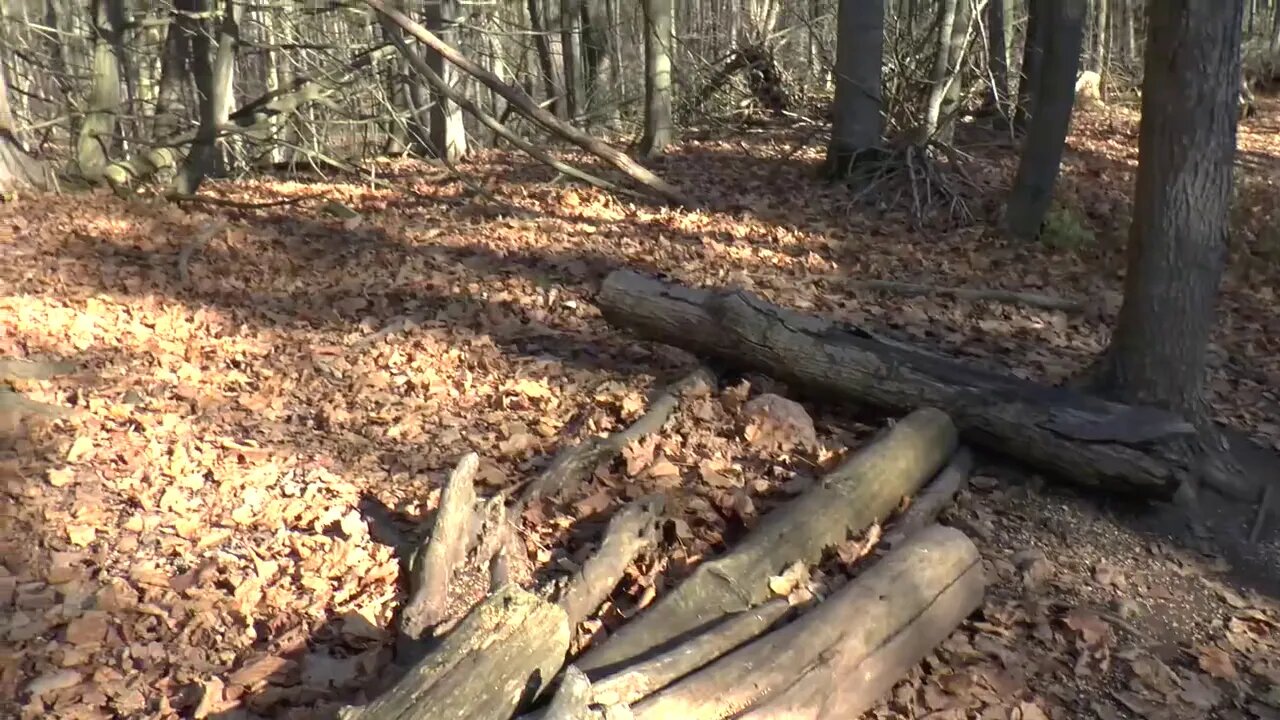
[1004, 0, 1086, 241]
[1271, 0, 1280, 57]
[560, 0, 585, 122]
[77, 0, 126, 181]
[984, 0, 1012, 112]
[1092, 0, 1109, 74]
[597, 269, 1213, 499]
[577, 408, 958, 673]
[1094, 0, 1243, 416]
[1120, 0, 1137, 63]
[0, 60, 50, 191]
[528, 0, 564, 118]
[176, 0, 238, 195]
[639, 0, 676, 157]
[1013, 0, 1047, 131]
[425, 0, 467, 161]
[631, 525, 984, 720]
[824, 0, 885, 176]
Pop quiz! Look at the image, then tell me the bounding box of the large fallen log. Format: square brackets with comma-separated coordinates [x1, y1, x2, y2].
[576, 407, 957, 674]
[596, 270, 1225, 500]
[339, 584, 569, 720]
[631, 525, 983, 720]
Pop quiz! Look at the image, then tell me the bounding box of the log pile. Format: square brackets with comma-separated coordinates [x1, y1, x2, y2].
[337, 386, 984, 719]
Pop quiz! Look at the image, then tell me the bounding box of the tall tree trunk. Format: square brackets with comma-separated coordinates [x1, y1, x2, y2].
[1094, 0, 1243, 416]
[1013, 0, 1047, 131]
[1092, 0, 1109, 75]
[0, 53, 51, 191]
[1270, 0, 1280, 57]
[639, 0, 675, 156]
[153, 0, 195, 141]
[426, 0, 467, 160]
[937, 0, 973, 142]
[77, 0, 126, 181]
[921, 0, 959, 140]
[527, 0, 563, 117]
[1004, 0, 1086, 240]
[561, 0, 584, 122]
[984, 0, 1012, 112]
[1120, 0, 1137, 63]
[825, 0, 884, 175]
[175, 0, 237, 195]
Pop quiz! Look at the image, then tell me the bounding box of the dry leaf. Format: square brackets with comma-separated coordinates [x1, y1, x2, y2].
[1197, 645, 1238, 682]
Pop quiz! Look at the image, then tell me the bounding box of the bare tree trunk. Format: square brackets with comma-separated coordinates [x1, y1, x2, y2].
[77, 0, 126, 181]
[639, 0, 675, 157]
[921, 0, 959, 139]
[176, 0, 238, 195]
[1271, 0, 1280, 57]
[1094, 0, 1243, 416]
[1092, 0, 1109, 75]
[0, 56, 50, 191]
[1004, 0, 1085, 240]
[426, 0, 467, 160]
[984, 0, 1012, 111]
[937, 0, 973, 142]
[1121, 0, 1137, 63]
[561, 0, 585, 122]
[825, 0, 884, 175]
[1013, 0, 1046, 131]
[528, 0, 563, 117]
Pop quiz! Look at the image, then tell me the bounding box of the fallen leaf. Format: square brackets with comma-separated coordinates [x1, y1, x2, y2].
[1197, 645, 1238, 682]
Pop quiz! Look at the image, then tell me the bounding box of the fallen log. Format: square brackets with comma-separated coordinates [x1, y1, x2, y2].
[630, 524, 984, 720]
[558, 496, 664, 634]
[849, 279, 1083, 312]
[883, 447, 972, 549]
[576, 407, 957, 674]
[400, 453, 480, 640]
[597, 270, 1212, 499]
[340, 584, 569, 720]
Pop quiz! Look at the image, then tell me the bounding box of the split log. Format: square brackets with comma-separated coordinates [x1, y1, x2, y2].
[883, 447, 972, 549]
[631, 525, 984, 720]
[366, 0, 686, 205]
[401, 453, 479, 640]
[590, 599, 791, 707]
[849, 279, 1082, 312]
[558, 496, 664, 633]
[597, 270, 1207, 499]
[576, 407, 957, 674]
[339, 584, 570, 720]
[521, 369, 714, 506]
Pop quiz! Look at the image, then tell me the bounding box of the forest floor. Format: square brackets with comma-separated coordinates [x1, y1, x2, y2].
[3, 96, 1280, 720]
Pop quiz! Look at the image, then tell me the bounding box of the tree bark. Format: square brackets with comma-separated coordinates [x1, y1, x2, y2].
[597, 269, 1205, 499]
[175, 0, 238, 195]
[639, 0, 676, 157]
[1004, 0, 1086, 241]
[528, 0, 564, 118]
[561, 0, 585, 122]
[1013, 0, 1047, 131]
[921, 0, 960, 140]
[425, 0, 467, 161]
[984, 0, 1012, 112]
[1093, 0, 1109, 75]
[77, 0, 126, 181]
[824, 0, 885, 176]
[338, 584, 570, 720]
[1094, 0, 1243, 416]
[576, 408, 958, 674]
[631, 525, 985, 720]
[937, 0, 973, 143]
[0, 58, 50, 191]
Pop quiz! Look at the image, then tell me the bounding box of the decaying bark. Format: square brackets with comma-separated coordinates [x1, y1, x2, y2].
[576, 407, 957, 674]
[597, 269, 1206, 499]
[542, 666, 597, 720]
[883, 447, 972, 549]
[521, 369, 714, 506]
[630, 525, 984, 720]
[558, 496, 664, 633]
[339, 584, 570, 720]
[590, 599, 791, 707]
[365, 0, 686, 204]
[401, 453, 480, 640]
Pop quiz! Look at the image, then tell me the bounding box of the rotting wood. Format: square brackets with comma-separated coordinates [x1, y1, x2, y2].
[339, 584, 569, 720]
[519, 368, 715, 507]
[542, 666, 596, 720]
[558, 496, 664, 634]
[400, 453, 479, 640]
[576, 407, 957, 674]
[590, 598, 791, 707]
[850, 278, 1083, 312]
[883, 447, 972, 549]
[630, 525, 984, 720]
[366, 0, 687, 205]
[597, 269, 1213, 499]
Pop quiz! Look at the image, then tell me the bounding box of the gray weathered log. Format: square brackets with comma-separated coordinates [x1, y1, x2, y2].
[401, 453, 479, 640]
[559, 496, 664, 633]
[883, 447, 972, 549]
[340, 584, 569, 720]
[521, 369, 714, 507]
[576, 407, 957, 674]
[597, 270, 1197, 499]
[632, 525, 984, 720]
[542, 666, 597, 720]
[590, 599, 791, 707]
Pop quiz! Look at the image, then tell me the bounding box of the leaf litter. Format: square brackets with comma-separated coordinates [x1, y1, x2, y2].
[1, 99, 1279, 719]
